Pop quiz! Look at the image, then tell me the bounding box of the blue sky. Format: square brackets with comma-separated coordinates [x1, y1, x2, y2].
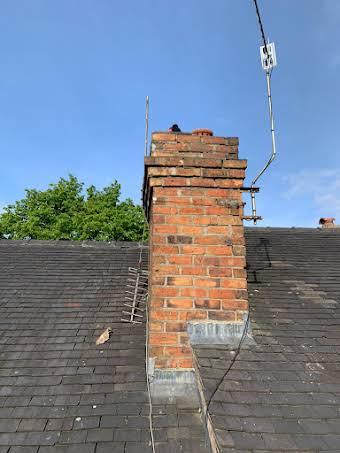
[0, 0, 339, 227]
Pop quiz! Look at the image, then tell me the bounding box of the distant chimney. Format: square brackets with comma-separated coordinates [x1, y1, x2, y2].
[319, 218, 339, 229]
[143, 129, 249, 399]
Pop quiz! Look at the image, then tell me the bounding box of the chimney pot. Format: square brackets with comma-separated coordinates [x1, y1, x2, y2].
[192, 128, 213, 136]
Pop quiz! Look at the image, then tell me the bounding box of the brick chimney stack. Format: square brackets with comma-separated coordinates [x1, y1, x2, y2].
[143, 129, 249, 396]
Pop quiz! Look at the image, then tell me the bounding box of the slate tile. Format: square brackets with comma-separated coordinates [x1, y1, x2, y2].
[86, 428, 114, 442]
[230, 432, 266, 449]
[72, 416, 99, 430]
[113, 428, 141, 442]
[45, 419, 73, 432]
[39, 445, 96, 453]
[95, 442, 125, 453]
[125, 443, 153, 453]
[0, 419, 20, 433]
[262, 433, 298, 450]
[9, 448, 38, 453]
[58, 430, 87, 444]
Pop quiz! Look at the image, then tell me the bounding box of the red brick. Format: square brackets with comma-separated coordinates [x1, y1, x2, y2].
[152, 132, 177, 141]
[232, 245, 246, 256]
[195, 299, 221, 310]
[153, 287, 179, 297]
[167, 276, 193, 286]
[206, 246, 232, 256]
[151, 275, 165, 285]
[181, 266, 207, 276]
[152, 235, 166, 245]
[222, 300, 248, 310]
[150, 310, 178, 321]
[164, 346, 191, 356]
[149, 322, 164, 332]
[194, 278, 219, 288]
[166, 215, 192, 225]
[155, 265, 179, 275]
[149, 346, 164, 357]
[176, 134, 201, 143]
[167, 299, 193, 309]
[149, 333, 178, 345]
[149, 298, 164, 308]
[205, 206, 229, 215]
[181, 288, 207, 298]
[153, 206, 177, 215]
[235, 289, 248, 300]
[178, 207, 204, 215]
[179, 310, 208, 320]
[195, 235, 224, 245]
[181, 245, 206, 255]
[153, 245, 179, 255]
[192, 197, 215, 206]
[206, 225, 232, 234]
[220, 279, 247, 289]
[209, 267, 232, 277]
[154, 225, 178, 234]
[165, 322, 187, 333]
[233, 268, 247, 278]
[178, 226, 203, 235]
[200, 136, 230, 145]
[152, 215, 165, 224]
[192, 216, 213, 225]
[168, 255, 192, 265]
[208, 311, 236, 321]
[177, 358, 194, 368]
[157, 187, 179, 196]
[209, 288, 235, 299]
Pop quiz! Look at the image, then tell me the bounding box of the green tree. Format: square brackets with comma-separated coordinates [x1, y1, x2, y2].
[0, 175, 147, 241]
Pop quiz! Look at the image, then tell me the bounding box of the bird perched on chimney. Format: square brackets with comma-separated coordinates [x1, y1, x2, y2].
[168, 124, 181, 132]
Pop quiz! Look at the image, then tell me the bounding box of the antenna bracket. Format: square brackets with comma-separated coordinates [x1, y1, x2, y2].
[260, 42, 277, 71]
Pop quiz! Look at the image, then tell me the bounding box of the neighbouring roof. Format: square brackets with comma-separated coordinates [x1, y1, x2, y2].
[196, 227, 340, 451]
[1, 227, 340, 452]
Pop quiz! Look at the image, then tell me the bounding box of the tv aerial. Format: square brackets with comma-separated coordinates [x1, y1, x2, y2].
[246, 0, 278, 224]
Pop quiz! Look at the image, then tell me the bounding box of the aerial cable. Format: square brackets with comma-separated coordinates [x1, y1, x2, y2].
[249, 0, 278, 223]
[253, 0, 269, 56]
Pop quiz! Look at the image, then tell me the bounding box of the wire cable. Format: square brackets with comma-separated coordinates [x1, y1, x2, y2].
[191, 313, 251, 452]
[205, 313, 250, 412]
[137, 216, 155, 453]
[145, 292, 156, 453]
[253, 0, 269, 55]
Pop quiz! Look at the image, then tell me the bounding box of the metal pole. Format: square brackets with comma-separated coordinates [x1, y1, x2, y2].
[144, 96, 149, 157]
[250, 69, 277, 222]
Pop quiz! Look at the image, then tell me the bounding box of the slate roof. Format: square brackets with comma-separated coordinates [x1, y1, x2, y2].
[2, 228, 340, 453]
[0, 240, 207, 453]
[195, 227, 340, 452]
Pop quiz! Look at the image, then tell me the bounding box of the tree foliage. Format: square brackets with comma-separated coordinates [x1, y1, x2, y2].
[0, 175, 147, 241]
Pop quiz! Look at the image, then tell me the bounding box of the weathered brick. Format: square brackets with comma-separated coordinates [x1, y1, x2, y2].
[167, 299, 193, 309]
[168, 255, 192, 265]
[195, 300, 221, 310]
[167, 235, 192, 244]
[144, 131, 248, 369]
[149, 334, 178, 345]
[167, 276, 193, 286]
[165, 322, 187, 333]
